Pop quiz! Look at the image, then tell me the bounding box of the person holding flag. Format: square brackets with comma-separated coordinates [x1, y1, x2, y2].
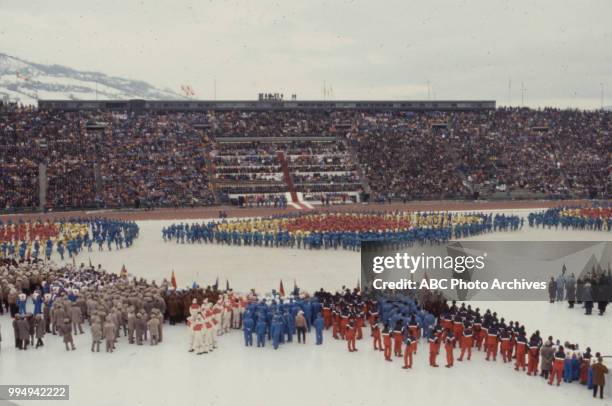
[279, 280, 285, 297]
[170, 271, 178, 290]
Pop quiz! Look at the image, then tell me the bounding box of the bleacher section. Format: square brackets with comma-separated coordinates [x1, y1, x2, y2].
[1, 105, 610, 212]
[211, 136, 363, 206]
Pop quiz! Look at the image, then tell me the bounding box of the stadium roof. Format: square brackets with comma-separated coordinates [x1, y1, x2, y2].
[38, 99, 496, 112]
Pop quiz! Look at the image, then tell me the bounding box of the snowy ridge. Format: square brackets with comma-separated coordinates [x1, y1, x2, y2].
[0, 53, 184, 105]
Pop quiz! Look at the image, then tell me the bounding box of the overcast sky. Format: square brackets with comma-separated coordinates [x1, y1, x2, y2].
[1, 0, 611, 108]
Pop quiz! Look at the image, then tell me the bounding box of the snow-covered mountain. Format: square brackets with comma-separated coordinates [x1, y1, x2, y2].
[0, 53, 184, 105]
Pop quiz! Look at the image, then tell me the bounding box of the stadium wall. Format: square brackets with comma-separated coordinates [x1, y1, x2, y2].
[37, 99, 496, 112]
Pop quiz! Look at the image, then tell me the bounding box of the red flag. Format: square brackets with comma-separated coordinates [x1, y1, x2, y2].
[279, 279, 285, 297]
[171, 270, 177, 289]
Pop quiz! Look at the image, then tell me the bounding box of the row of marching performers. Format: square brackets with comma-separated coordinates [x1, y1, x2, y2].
[0, 218, 139, 261]
[528, 206, 612, 231]
[162, 212, 522, 250]
[239, 289, 608, 399]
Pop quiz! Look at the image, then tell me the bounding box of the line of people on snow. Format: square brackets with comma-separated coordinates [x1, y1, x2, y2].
[0, 218, 139, 261]
[162, 211, 522, 250]
[529, 205, 612, 232]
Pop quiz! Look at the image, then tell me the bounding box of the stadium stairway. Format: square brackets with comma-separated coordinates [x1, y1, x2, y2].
[277, 151, 299, 203]
[347, 140, 371, 195]
[206, 150, 222, 204]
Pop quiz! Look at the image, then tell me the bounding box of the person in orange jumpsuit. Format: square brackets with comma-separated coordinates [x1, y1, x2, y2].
[508, 321, 518, 358]
[339, 308, 349, 339]
[346, 319, 357, 352]
[332, 309, 340, 340]
[403, 334, 416, 369]
[473, 315, 483, 350]
[372, 322, 382, 351]
[393, 322, 403, 357]
[355, 310, 364, 340]
[382, 325, 392, 361]
[368, 310, 378, 328]
[526, 333, 542, 376]
[485, 324, 499, 361]
[458, 322, 473, 361]
[480, 324, 488, 353]
[499, 328, 512, 363]
[428, 330, 441, 367]
[407, 316, 419, 353]
[322, 302, 332, 329]
[514, 331, 527, 371]
[579, 347, 592, 384]
[548, 346, 566, 386]
[444, 330, 455, 368]
[440, 313, 452, 331]
[452, 315, 463, 348]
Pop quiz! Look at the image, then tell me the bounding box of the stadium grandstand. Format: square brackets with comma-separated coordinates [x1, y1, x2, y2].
[0, 99, 610, 213]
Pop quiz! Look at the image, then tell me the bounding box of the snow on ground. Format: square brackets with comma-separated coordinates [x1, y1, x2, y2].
[0, 208, 611, 406]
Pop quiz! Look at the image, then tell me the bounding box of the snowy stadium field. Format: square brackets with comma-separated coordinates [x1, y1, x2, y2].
[1, 208, 611, 406]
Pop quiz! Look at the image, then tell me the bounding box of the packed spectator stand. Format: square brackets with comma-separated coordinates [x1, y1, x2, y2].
[1, 104, 610, 212]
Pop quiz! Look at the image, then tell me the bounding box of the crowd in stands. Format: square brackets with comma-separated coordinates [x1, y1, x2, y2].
[349, 108, 610, 200]
[1, 107, 610, 211]
[1, 110, 216, 211]
[209, 111, 336, 138]
[212, 138, 361, 201]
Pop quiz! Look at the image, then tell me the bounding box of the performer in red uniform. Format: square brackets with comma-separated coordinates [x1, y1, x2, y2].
[452, 316, 463, 348]
[393, 322, 403, 357]
[485, 324, 499, 361]
[428, 333, 440, 367]
[514, 331, 527, 371]
[548, 346, 566, 386]
[499, 328, 511, 363]
[479, 325, 488, 352]
[368, 305, 379, 331]
[403, 334, 416, 369]
[346, 320, 357, 352]
[339, 309, 349, 339]
[355, 311, 364, 340]
[322, 303, 332, 329]
[332, 309, 340, 339]
[458, 323, 473, 361]
[579, 348, 592, 384]
[473, 316, 483, 350]
[372, 323, 382, 351]
[408, 315, 420, 342]
[526, 333, 541, 376]
[382, 326, 392, 361]
[444, 330, 455, 368]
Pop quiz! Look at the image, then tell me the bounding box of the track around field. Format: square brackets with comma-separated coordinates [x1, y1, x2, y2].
[0, 199, 592, 221]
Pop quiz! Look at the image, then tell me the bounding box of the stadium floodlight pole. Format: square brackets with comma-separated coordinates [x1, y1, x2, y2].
[508, 77, 512, 106]
[601, 82, 604, 110]
[323, 80, 327, 101]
